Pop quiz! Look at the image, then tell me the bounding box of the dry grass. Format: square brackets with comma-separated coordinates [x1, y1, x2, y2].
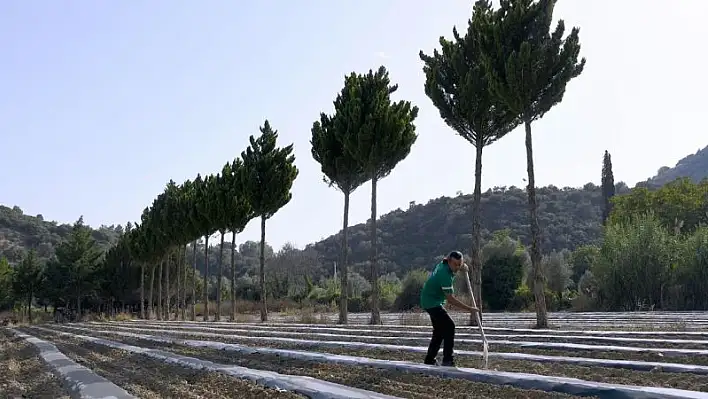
[0, 329, 70, 398]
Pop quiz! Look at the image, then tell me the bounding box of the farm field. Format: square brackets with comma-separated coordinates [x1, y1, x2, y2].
[5, 311, 708, 398]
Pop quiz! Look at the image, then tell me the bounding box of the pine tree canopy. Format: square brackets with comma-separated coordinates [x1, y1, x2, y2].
[340, 66, 419, 180]
[419, 0, 519, 147]
[241, 120, 299, 220]
[474, 0, 585, 121]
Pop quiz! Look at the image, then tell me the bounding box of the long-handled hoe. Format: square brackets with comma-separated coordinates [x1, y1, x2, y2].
[464, 267, 489, 369]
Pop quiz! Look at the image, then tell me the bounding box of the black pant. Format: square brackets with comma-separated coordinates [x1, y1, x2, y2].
[424, 306, 455, 363]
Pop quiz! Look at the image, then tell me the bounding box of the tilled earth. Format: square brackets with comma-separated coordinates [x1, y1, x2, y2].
[21, 327, 305, 399]
[0, 329, 70, 399]
[86, 324, 708, 366]
[65, 326, 708, 392]
[112, 323, 708, 347]
[31, 326, 594, 399]
[121, 324, 708, 350]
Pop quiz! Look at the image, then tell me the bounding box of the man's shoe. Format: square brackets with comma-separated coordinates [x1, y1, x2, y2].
[441, 359, 455, 367]
[423, 358, 439, 366]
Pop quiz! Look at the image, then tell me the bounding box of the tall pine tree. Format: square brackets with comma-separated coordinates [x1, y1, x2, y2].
[602, 150, 615, 225]
[475, 0, 585, 328]
[311, 80, 368, 324]
[419, 0, 520, 324]
[241, 120, 298, 322]
[342, 66, 418, 325]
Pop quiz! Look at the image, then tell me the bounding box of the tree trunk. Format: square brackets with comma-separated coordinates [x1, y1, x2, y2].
[176, 247, 181, 320]
[524, 119, 548, 328]
[181, 245, 187, 320]
[27, 292, 33, 324]
[259, 216, 268, 322]
[140, 262, 145, 319]
[470, 139, 484, 326]
[231, 232, 237, 321]
[203, 235, 210, 322]
[157, 259, 163, 320]
[165, 253, 170, 320]
[216, 232, 225, 322]
[149, 264, 156, 319]
[191, 240, 197, 321]
[370, 176, 381, 325]
[338, 191, 351, 324]
[76, 290, 81, 321]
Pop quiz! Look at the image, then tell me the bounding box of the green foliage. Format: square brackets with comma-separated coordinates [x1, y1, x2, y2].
[241, 120, 299, 220]
[475, 0, 586, 122]
[0, 205, 120, 264]
[419, 0, 518, 148]
[340, 66, 419, 182]
[393, 269, 429, 311]
[569, 244, 599, 285]
[602, 151, 616, 224]
[609, 177, 708, 233]
[0, 257, 12, 310]
[312, 184, 605, 277]
[54, 217, 103, 312]
[594, 213, 676, 310]
[480, 232, 526, 311]
[541, 249, 572, 298]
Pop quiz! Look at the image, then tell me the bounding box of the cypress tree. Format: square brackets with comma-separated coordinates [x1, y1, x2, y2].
[240, 120, 299, 322]
[342, 66, 418, 325]
[419, 0, 520, 324]
[475, 0, 586, 328]
[602, 150, 615, 225]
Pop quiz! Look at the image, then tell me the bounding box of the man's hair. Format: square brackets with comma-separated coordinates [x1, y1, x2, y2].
[448, 251, 463, 261]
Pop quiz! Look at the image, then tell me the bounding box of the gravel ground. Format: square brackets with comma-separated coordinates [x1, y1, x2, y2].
[32, 326, 592, 399]
[0, 329, 70, 399]
[64, 326, 708, 392]
[22, 328, 304, 399]
[88, 325, 708, 366]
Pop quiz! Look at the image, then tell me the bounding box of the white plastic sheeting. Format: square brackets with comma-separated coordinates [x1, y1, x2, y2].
[81, 323, 708, 357]
[103, 322, 708, 346]
[65, 324, 708, 375]
[30, 326, 399, 399]
[10, 329, 135, 399]
[121, 319, 708, 336]
[45, 326, 708, 399]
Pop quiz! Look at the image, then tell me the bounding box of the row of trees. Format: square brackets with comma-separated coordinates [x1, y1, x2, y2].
[101, 121, 298, 322]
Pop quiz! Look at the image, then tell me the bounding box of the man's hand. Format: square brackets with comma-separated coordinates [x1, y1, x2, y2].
[461, 263, 469, 273]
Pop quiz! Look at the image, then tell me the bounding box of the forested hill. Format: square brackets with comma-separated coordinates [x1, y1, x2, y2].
[0, 205, 120, 264]
[309, 183, 629, 277]
[643, 145, 708, 187]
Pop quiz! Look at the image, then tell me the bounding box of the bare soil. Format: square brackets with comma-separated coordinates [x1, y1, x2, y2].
[117, 323, 708, 350]
[21, 328, 304, 399]
[31, 326, 592, 399]
[0, 329, 70, 399]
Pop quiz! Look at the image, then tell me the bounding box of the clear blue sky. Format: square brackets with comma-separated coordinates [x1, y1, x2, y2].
[2, 1, 706, 250]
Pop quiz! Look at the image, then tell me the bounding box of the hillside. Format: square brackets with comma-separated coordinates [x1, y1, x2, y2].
[0, 205, 120, 264]
[644, 145, 708, 187]
[308, 183, 625, 277]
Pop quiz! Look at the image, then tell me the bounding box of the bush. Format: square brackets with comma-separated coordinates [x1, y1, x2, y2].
[509, 284, 534, 311]
[393, 269, 429, 311]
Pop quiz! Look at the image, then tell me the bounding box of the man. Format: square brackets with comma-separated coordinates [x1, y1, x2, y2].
[419, 251, 478, 367]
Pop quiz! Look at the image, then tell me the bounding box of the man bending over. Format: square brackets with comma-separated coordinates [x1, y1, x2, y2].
[420, 251, 478, 367]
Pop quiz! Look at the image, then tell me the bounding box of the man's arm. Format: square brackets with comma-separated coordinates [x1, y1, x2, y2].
[446, 294, 479, 313]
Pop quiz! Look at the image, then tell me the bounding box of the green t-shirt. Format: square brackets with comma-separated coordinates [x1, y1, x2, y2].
[420, 261, 455, 309]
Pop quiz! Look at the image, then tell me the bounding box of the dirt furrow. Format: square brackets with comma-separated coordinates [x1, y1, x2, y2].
[0, 329, 70, 399]
[89, 325, 708, 366]
[22, 327, 304, 399]
[35, 326, 591, 399]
